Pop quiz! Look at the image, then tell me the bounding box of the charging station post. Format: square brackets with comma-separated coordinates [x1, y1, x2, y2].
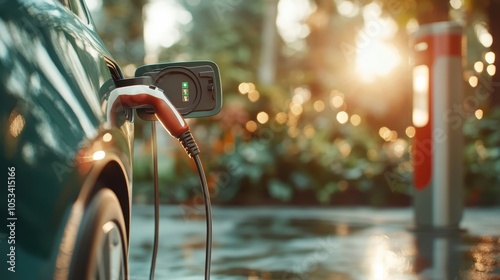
[411, 21, 464, 231]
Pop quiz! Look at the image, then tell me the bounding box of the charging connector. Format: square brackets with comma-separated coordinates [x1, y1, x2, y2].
[107, 84, 189, 137]
[107, 81, 212, 280]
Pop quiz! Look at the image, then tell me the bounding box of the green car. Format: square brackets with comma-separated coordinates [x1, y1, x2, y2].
[0, 0, 221, 279]
[0, 0, 134, 278]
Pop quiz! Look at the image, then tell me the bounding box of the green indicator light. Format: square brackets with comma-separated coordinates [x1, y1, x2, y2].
[182, 85, 189, 102]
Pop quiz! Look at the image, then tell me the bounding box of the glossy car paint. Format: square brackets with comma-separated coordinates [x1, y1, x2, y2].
[0, 0, 132, 278]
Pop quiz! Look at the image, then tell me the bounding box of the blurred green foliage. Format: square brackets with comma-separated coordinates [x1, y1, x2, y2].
[464, 107, 500, 205]
[115, 0, 500, 206]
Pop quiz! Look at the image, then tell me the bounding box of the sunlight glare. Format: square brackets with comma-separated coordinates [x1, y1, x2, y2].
[144, 0, 192, 60]
[336, 0, 359, 18]
[277, 0, 314, 43]
[356, 41, 401, 82]
[354, 8, 400, 82]
[362, 2, 382, 19]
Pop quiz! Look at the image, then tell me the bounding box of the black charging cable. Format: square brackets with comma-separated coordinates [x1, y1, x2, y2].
[195, 155, 212, 279]
[197, 154, 212, 279]
[150, 121, 160, 280]
[148, 128, 212, 280]
[178, 131, 212, 280]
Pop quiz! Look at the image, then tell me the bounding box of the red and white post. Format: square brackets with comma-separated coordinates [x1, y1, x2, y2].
[411, 21, 464, 230]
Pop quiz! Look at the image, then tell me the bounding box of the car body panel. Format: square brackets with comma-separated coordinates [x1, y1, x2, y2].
[0, 0, 132, 278]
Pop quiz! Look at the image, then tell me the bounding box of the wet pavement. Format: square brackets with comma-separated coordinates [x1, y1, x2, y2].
[128, 206, 500, 280]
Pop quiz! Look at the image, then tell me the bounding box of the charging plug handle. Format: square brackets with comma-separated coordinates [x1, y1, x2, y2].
[107, 84, 189, 138]
[119, 93, 189, 137]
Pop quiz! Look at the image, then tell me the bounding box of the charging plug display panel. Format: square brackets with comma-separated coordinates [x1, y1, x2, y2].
[135, 61, 222, 119]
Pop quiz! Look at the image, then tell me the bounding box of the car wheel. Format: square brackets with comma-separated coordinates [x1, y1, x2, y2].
[69, 188, 128, 280]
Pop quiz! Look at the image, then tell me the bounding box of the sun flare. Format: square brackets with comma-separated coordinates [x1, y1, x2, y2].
[354, 3, 401, 82]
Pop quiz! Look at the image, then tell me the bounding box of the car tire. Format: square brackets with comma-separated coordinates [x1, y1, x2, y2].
[69, 188, 128, 280]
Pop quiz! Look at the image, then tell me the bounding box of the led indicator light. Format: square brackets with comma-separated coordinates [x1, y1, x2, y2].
[182, 82, 189, 102]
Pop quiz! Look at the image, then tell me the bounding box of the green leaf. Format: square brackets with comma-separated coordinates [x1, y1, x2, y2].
[291, 172, 310, 190]
[268, 179, 293, 201]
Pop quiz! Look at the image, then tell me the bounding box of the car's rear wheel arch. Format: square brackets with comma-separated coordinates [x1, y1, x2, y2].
[90, 160, 131, 237]
[66, 160, 131, 279]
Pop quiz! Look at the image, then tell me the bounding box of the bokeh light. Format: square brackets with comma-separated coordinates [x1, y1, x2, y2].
[248, 90, 260, 102]
[303, 125, 315, 139]
[379, 127, 391, 139]
[392, 139, 407, 158]
[485, 51, 495, 64]
[290, 103, 303, 115]
[350, 114, 361, 126]
[336, 111, 349, 124]
[405, 126, 416, 138]
[336, 140, 352, 157]
[288, 126, 299, 138]
[246, 121, 257, 132]
[275, 112, 287, 124]
[313, 100, 325, 112]
[331, 95, 344, 109]
[475, 23, 493, 48]
[474, 61, 484, 73]
[103, 133, 113, 142]
[292, 95, 304, 105]
[450, 0, 462, 9]
[257, 112, 269, 124]
[337, 0, 359, 18]
[378, 127, 398, 142]
[367, 149, 379, 161]
[468, 76, 478, 87]
[239, 82, 250, 94]
[487, 65, 496, 76]
[294, 87, 311, 103]
[475, 109, 483, 120]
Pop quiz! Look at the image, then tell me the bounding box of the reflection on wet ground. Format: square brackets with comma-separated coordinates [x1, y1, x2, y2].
[129, 206, 500, 280]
